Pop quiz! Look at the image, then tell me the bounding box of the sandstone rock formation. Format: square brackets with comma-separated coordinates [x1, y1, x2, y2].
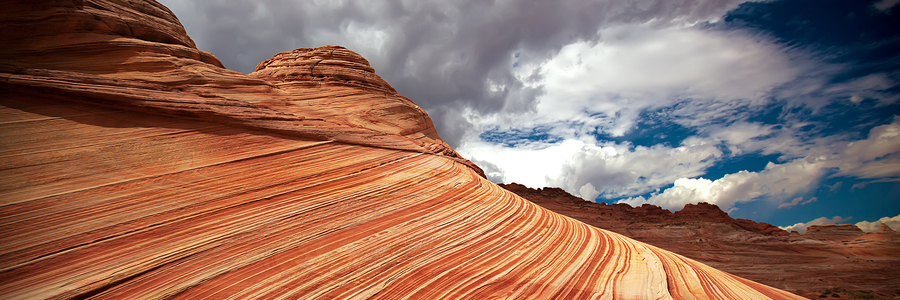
[877, 223, 899, 236]
[805, 224, 865, 240]
[499, 183, 900, 299]
[0, 1, 806, 299]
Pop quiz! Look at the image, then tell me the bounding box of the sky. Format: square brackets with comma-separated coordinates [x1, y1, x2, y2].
[159, 0, 900, 233]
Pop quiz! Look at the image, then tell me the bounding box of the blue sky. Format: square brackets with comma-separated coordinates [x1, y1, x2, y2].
[161, 0, 900, 232]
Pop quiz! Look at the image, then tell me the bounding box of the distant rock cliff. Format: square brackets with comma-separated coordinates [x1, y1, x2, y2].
[499, 183, 900, 299]
[805, 224, 865, 239]
[499, 183, 787, 236]
[0, 1, 807, 299]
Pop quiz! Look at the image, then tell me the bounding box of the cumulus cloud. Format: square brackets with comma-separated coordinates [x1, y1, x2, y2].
[461, 133, 723, 201]
[470, 158, 506, 184]
[547, 137, 723, 200]
[777, 196, 817, 209]
[856, 214, 900, 232]
[619, 157, 825, 210]
[160, 0, 750, 148]
[779, 216, 852, 234]
[460, 28, 833, 200]
[458, 139, 590, 190]
[451, 15, 885, 205]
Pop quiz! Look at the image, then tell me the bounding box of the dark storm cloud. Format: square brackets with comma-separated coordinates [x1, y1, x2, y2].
[161, 0, 747, 147]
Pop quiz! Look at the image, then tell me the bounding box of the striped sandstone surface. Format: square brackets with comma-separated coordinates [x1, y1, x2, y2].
[0, 1, 805, 299]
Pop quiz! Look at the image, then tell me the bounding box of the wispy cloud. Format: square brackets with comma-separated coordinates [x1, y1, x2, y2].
[873, 0, 900, 13]
[777, 196, 818, 209]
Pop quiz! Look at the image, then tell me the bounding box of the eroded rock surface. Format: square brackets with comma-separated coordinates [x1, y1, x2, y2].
[0, 1, 807, 299]
[805, 224, 865, 240]
[877, 223, 900, 236]
[500, 183, 900, 299]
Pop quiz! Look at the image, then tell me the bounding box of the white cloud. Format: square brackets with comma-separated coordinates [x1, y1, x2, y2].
[470, 158, 506, 184]
[873, 0, 900, 13]
[777, 196, 817, 209]
[703, 121, 778, 156]
[824, 74, 897, 103]
[578, 183, 601, 203]
[619, 157, 825, 211]
[617, 117, 900, 211]
[458, 139, 590, 190]
[547, 137, 723, 200]
[517, 25, 811, 137]
[708, 122, 775, 147]
[831, 117, 900, 179]
[779, 216, 852, 234]
[460, 132, 724, 201]
[856, 214, 900, 232]
[458, 23, 825, 201]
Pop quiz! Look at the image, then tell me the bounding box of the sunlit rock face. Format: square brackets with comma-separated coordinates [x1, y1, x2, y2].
[0, 1, 805, 299]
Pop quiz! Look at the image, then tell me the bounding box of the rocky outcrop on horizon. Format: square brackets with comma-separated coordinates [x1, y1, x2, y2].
[877, 223, 900, 236]
[0, 1, 806, 299]
[499, 182, 900, 299]
[499, 183, 789, 236]
[805, 224, 866, 240]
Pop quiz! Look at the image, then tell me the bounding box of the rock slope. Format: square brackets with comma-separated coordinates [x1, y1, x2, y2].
[500, 183, 900, 299]
[0, 1, 805, 299]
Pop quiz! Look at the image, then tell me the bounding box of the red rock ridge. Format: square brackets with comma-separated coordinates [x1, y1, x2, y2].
[500, 183, 788, 236]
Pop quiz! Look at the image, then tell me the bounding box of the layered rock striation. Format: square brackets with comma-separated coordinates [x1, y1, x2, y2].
[500, 183, 900, 299]
[1, 1, 805, 299]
